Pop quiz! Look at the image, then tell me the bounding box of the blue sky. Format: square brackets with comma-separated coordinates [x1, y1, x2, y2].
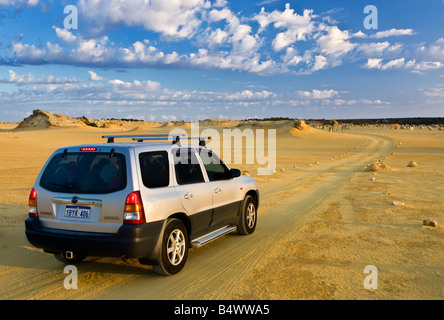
[0, 0, 443, 122]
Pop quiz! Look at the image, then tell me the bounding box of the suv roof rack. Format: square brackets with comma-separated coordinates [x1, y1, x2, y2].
[102, 134, 183, 144]
[102, 134, 212, 146]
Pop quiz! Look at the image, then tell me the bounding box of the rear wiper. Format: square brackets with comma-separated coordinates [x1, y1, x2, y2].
[47, 182, 74, 190]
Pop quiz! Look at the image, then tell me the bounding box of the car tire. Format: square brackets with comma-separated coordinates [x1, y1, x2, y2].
[54, 251, 86, 264]
[237, 195, 257, 235]
[153, 218, 189, 276]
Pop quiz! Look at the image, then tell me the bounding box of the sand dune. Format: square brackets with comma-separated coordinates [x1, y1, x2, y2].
[0, 114, 442, 300]
[16, 109, 87, 129]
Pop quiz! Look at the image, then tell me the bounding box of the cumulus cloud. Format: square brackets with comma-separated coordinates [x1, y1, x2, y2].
[224, 90, 276, 101]
[3, 70, 78, 84]
[254, 3, 315, 51]
[77, 0, 209, 39]
[353, 28, 415, 39]
[1, 68, 399, 121]
[5, 1, 442, 77]
[207, 7, 259, 54]
[297, 89, 339, 99]
[369, 28, 415, 39]
[380, 58, 406, 70]
[0, 0, 38, 7]
[88, 71, 104, 81]
[357, 41, 391, 57]
[53, 27, 77, 43]
[120, 40, 167, 65]
[316, 26, 356, 57]
[187, 48, 274, 74]
[363, 58, 383, 69]
[0, 69, 281, 111]
[71, 37, 115, 64]
[416, 38, 444, 61]
[108, 78, 161, 93]
[311, 55, 328, 72]
[363, 58, 443, 73]
[12, 42, 45, 64]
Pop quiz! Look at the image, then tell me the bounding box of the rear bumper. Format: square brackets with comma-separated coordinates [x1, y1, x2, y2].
[25, 217, 165, 261]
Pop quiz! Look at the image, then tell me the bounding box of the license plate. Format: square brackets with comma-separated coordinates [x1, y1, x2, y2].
[64, 206, 91, 219]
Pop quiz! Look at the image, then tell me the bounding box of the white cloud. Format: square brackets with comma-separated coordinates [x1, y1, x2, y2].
[363, 58, 443, 73]
[381, 58, 405, 70]
[207, 7, 259, 54]
[12, 42, 45, 63]
[0, 0, 38, 7]
[357, 41, 391, 57]
[409, 60, 443, 71]
[254, 3, 315, 51]
[416, 38, 444, 61]
[161, 114, 178, 121]
[421, 87, 444, 98]
[187, 48, 274, 74]
[311, 55, 328, 72]
[207, 28, 229, 47]
[213, 0, 227, 7]
[363, 58, 383, 69]
[78, 0, 209, 39]
[2, 70, 79, 86]
[317, 26, 356, 57]
[6, 1, 441, 77]
[225, 90, 276, 101]
[120, 40, 166, 64]
[353, 29, 415, 39]
[71, 37, 115, 63]
[88, 71, 104, 81]
[352, 31, 367, 38]
[108, 79, 161, 92]
[53, 27, 77, 43]
[370, 28, 415, 39]
[1, 69, 282, 112]
[297, 89, 339, 99]
[282, 47, 303, 66]
[208, 7, 232, 22]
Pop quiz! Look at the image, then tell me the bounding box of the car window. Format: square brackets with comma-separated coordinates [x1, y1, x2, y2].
[40, 152, 126, 194]
[174, 149, 205, 185]
[139, 151, 170, 188]
[199, 149, 232, 181]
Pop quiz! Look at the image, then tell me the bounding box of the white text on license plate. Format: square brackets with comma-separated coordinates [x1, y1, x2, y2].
[65, 206, 91, 219]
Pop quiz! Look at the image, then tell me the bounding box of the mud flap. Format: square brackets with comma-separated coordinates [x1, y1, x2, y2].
[138, 219, 168, 266]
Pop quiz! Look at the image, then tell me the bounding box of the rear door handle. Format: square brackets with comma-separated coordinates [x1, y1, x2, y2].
[184, 192, 193, 200]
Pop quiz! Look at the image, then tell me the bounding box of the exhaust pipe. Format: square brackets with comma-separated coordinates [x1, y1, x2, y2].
[66, 251, 74, 259]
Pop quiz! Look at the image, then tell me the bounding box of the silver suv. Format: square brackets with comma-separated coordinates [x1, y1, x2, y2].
[25, 134, 259, 275]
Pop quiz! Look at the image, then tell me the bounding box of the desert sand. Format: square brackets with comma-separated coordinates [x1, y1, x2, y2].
[0, 112, 443, 300]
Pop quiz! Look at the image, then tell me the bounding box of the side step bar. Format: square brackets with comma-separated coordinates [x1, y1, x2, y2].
[191, 225, 237, 248]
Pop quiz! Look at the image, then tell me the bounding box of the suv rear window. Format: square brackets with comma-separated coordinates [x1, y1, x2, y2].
[40, 152, 127, 194]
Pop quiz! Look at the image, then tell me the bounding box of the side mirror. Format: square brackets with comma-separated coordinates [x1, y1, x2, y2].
[230, 168, 241, 178]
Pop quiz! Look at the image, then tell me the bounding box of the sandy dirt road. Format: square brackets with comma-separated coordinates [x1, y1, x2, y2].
[0, 131, 398, 300]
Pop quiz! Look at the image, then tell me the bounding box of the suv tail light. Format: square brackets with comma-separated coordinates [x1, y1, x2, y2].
[123, 191, 146, 225]
[28, 188, 38, 217]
